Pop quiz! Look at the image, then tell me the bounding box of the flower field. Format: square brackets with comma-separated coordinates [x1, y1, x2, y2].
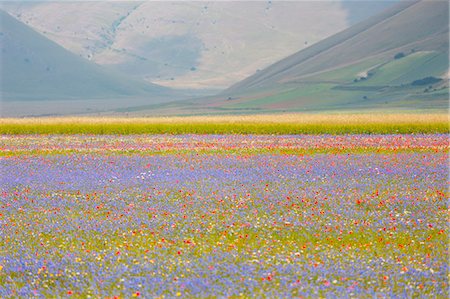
[0, 134, 448, 298]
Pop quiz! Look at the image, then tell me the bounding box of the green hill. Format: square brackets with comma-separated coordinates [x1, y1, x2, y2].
[177, 0, 449, 114]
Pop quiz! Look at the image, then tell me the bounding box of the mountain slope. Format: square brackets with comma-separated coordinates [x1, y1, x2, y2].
[0, 9, 170, 102]
[227, 0, 447, 92]
[1, 1, 352, 89]
[196, 0, 448, 113]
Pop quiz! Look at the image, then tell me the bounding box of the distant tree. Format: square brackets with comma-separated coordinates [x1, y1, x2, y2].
[411, 76, 442, 86]
[394, 52, 405, 59]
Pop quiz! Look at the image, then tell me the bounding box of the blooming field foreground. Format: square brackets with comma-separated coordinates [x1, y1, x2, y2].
[0, 134, 448, 298]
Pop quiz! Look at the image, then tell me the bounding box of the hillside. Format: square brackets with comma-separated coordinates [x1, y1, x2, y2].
[0, 10, 179, 116]
[1, 1, 447, 116]
[171, 0, 448, 114]
[0, 9, 172, 100]
[2, 1, 372, 90]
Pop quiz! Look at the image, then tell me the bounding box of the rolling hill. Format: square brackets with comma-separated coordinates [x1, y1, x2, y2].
[0, 10, 180, 116]
[163, 0, 448, 114]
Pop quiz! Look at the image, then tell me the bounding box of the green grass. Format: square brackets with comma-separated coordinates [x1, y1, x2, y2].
[358, 51, 448, 86]
[225, 84, 334, 109]
[307, 56, 385, 83]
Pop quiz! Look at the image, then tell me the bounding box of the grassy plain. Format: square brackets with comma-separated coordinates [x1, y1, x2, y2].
[0, 113, 448, 135]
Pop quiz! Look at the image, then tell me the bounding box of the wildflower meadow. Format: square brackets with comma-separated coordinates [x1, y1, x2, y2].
[0, 134, 448, 298]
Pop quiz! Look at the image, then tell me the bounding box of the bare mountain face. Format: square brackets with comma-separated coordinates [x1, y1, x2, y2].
[2, 1, 353, 89]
